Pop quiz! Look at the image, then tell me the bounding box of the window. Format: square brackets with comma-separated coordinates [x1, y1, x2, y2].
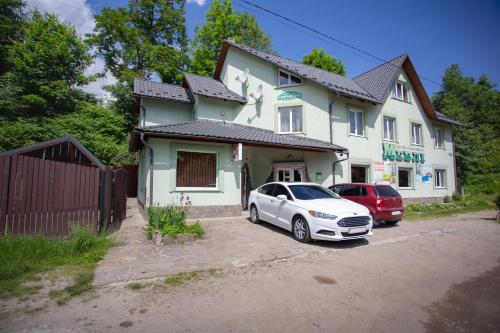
[434, 127, 444, 148]
[288, 185, 340, 200]
[383, 116, 396, 141]
[278, 106, 302, 133]
[398, 168, 413, 189]
[411, 122, 423, 145]
[330, 185, 343, 194]
[176, 151, 217, 188]
[392, 81, 409, 102]
[374, 185, 400, 197]
[273, 184, 293, 200]
[341, 185, 361, 196]
[349, 110, 364, 136]
[278, 70, 302, 86]
[435, 169, 446, 188]
[258, 183, 276, 196]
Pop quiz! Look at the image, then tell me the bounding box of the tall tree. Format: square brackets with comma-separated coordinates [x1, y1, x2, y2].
[88, 0, 189, 84]
[0, 0, 25, 74]
[302, 48, 346, 76]
[7, 11, 93, 116]
[432, 64, 500, 194]
[190, 0, 272, 76]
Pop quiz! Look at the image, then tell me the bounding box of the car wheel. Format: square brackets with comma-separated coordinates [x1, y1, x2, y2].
[292, 216, 311, 242]
[249, 205, 260, 224]
[386, 220, 399, 226]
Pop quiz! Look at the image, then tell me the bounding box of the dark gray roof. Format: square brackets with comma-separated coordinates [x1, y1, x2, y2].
[222, 40, 378, 104]
[436, 112, 463, 126]
[353, 54, 407, 103]
[184, 73, 246, 103]
[134, 78, 193, 103]
[134, 119, 347, 152]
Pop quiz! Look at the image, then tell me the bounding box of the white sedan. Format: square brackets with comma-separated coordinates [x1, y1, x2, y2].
[248, 182, 373, 242]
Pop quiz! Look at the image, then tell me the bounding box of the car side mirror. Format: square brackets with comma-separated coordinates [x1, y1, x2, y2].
[277, 194, 287, 201]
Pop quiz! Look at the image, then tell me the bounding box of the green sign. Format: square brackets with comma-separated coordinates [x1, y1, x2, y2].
[277, 91, 302, 100]
[383, 143, 425, 164]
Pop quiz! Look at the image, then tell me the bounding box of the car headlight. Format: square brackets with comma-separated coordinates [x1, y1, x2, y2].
[308, 210, 338, 220]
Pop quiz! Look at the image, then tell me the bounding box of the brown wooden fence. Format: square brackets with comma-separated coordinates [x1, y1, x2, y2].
[0, 155, 127, 237]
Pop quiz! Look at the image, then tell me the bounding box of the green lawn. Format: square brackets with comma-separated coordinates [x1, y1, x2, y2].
[0, 228, 112, 302]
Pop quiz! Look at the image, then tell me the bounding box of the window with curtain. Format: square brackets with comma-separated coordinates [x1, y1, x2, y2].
[278, 106, 302, 133]
[383, 116, 396, 141]
[349, 110, 364, 136]
[434, 127, 444, 148]
[176, 151, 217, 188]
[411, 122, 422, 145]
[392, 81, 409, 102]
[435, 169, 446, 188]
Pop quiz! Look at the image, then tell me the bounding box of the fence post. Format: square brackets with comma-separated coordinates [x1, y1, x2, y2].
[0, 156, 12, 235]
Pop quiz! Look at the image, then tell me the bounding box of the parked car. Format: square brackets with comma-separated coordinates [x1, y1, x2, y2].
[329, 183, 404, 225]
[248, 182, 373, 242]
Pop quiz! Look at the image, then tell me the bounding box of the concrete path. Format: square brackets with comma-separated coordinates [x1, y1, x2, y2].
[94, 199, 320, 286]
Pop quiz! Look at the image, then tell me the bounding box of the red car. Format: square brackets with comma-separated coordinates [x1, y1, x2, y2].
[329, 183, 404, 225]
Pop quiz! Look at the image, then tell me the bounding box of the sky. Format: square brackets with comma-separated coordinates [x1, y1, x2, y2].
[26, 0, 500, 98]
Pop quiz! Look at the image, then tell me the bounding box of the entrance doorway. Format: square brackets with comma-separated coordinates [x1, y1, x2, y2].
[273, 163, 305, 182]
[351, 165, 368, 183]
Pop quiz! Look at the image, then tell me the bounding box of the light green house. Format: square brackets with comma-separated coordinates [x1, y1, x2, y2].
[130, 39, 461, 217]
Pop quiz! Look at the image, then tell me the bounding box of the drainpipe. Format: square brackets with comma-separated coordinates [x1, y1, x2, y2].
[140, 132, 154, 206]
[332, 151, 349, 185]
[140, 101, 146, 127]
[329, 93, 348, 184]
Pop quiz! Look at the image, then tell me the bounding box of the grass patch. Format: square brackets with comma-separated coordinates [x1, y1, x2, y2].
[404, 196, 495, 220]
[164, 268, 220, 287]
[0, 228, 112, 300]
[128, 282, 148, 290]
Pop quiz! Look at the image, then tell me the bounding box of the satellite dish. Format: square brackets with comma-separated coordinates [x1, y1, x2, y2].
[236, 68, 249, 86]
[250, 84, 263, 102]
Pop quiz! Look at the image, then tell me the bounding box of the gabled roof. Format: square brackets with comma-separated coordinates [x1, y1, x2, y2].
[353, 54, 407, 103]
[132, 119, 347, 152]
[214, 39, 378, 104]
[1, 135, 107, 170]
[134, 78, 193, 103]
[183, 73, 246, 103]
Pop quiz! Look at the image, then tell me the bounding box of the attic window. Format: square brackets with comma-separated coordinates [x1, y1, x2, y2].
[392, 81, 409, 102]
[279, 70, 302, 87]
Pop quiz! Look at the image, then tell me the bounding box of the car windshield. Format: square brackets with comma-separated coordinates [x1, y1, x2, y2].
[374, 185, 400, 197]
[288, 185, 340, 200]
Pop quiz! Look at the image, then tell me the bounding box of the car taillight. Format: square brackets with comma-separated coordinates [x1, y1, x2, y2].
[376, 199, 382, 205]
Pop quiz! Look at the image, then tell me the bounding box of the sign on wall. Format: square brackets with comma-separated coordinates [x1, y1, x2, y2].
[383, 143, 425, 164]
[232, 143, 242, 161]
[416, 164, 433, 184]
[277, 91, 302, 101]
[373, 160, 385, 182]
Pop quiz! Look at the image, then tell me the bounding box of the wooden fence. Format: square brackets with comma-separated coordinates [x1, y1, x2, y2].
[0, 155, 127, 237]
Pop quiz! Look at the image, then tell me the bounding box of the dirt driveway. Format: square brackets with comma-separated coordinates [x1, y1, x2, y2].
[1, 205, 500, 332]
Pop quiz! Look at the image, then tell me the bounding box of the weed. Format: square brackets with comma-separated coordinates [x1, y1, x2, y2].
[164, 268, 220, 287]
[128, 282, 147, 290]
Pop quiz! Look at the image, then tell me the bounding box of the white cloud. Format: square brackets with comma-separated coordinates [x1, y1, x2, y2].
[25, 0, 115, 98]
[187, 0, 207, 6]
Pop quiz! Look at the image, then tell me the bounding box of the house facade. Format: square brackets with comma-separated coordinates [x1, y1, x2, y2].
[130, 39, 461, 218]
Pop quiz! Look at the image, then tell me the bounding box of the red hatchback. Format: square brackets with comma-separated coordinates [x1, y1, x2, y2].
[329, 183, 404, 225]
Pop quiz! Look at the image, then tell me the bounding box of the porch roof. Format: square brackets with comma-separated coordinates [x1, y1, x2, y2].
[131, 119, 347, 153]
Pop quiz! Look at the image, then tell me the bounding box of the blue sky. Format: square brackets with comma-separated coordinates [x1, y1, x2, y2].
[32, 0, 500, 96]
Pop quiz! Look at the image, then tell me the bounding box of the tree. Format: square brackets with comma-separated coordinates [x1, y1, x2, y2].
[432, 64, 500, 194]
[302, 48, 346, 76]
[0, 0, 26, 74]
[7, 11, 93, 115]
[190, 0, 272, 76]
[88, 0, 189, 84]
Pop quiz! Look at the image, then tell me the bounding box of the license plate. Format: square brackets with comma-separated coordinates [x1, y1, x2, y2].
[391, 211, 401, 215]
[348, 227, 366, 235]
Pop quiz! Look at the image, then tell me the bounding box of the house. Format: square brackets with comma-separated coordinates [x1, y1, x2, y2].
[130, 39, 461, 218]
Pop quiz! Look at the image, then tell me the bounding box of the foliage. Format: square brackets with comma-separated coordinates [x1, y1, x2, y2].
[88, 0, 189, 84]
[404, 196, 494, 220]
[0, 103, 128, 164]
[7, 11, 93, 116]
[0, 0, 26, 73]
[0, 228, 112, 298]
[103, 81, 137, 131]
[146, 194, 204, 239]
[302, 48, 346, 76]
[432, 64, 500, 195]
[189, 0, 272, 76]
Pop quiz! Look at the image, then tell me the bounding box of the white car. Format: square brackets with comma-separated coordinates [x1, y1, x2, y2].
[248, 182, 373, 242]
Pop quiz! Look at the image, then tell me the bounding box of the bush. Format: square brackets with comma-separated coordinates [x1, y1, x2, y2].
[443, 195, 451, 203]
[452, 192, 462, 201]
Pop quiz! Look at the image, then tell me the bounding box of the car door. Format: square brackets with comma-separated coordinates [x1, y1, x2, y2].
[269, 184, 295, 230]
[257, 184, 276, 222]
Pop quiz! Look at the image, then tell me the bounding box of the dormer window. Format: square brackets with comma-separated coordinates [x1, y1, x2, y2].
[279, 70, 302, 87]
[392, 81, 409, 102]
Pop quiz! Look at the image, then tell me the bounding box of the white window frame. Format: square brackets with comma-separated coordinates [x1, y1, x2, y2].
[392, 81, 409, 102]
[278, 69, 302, 87]
[175, 150, 219, 191]
[383, 116, 397, 141]
[349, 110, 364, 136]
[434, 127, 445, 148]
[278, 106, 303, 133]
[434, 169, 446, 189]
[398, 167, 413, 189]
[411, 122, 423, 146]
